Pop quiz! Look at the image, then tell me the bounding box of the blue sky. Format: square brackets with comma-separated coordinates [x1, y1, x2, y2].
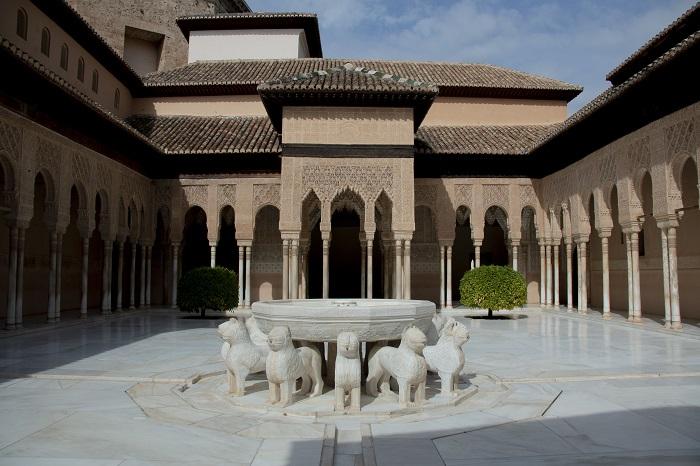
[250, 0, 693, 112]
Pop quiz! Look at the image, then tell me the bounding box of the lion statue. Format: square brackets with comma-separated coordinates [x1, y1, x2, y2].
[366, 326, 428, 408]
[265, 326, 324, 407]
[218, 317, 268, 396]
[334, 331, 362, 412]
[424, 318, 469, 396]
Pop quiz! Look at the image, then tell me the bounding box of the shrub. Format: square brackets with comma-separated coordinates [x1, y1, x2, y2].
[459, 265, 526, 317]
[177, 266, 238, 317]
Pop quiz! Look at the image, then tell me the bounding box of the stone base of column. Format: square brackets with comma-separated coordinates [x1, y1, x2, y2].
[627, 316, 642, 323]
[129, 306, 135, 310]
[602, 312, 612, 320]
[670, 321, 682, 330]
[103, 310, 112, 315]
[577, 309, 587, 315]
[5, 323, 16, 330]
[80, 314, 88, 319]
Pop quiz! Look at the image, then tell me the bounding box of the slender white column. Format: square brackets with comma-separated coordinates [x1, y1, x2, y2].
[625, 234, 634, 320]
[360, 240, 366, 299]
[116, 241, 124, 311]
[539, 241, 545, 306]
[474, 241, 482, 268]
[145, 246, 152, 307]
[565, 242, 573, 310]
[290, 239, 299, 299]
[139, 244, 146, 307]
[171, 242, 179, 309]
[576, 242, 582, 312]
[5, 227, 18, 329]
[667, 227, 681, 329]
[383, 242, 391, 299]
[661, 228, 671, 326]
[545, 243, 553, 306]
[403, 240, 411, 299]
[15, 228, 25, 327]
[238, 245, 245, 308]
[439, 245, 445, 309]
[210, 242, 216, 268]
[367, 239, 373, 299]
[102, 241, 113, 314]
[244, 245, 251, 307]
[80, 237, 89, 318]
[322, 238, 330, 299]
[300, 244, 308, 298]
[553, 244, 559, 307]
[282, 239, 289, 300]
[129, 242, 136, 310]
[48, 230, 57, 322]
[55, 233, 63, 321]
[580, 241, 588, 313]
[394, 239, 402, 299]
[601, 235, 611, 318]
[446, 245, 453, 309]
[631, 232, 641, 321]
[512, 243, 519, 272]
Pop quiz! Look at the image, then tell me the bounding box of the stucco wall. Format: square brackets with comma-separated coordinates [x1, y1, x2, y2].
[423, 97, 568, 126]
[131, 95, 267, 117]
[188, 29, 310, 62]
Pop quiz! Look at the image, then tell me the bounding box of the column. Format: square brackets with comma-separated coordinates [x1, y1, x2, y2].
[439, 245, 445, 309]
[403, 240, 411, 299]
[80, 237, 89, 318]
[625, 233, 634, 320]
[446, 245, 453, 309]
[545, 242, 553, 306]
[580, 241, 588, 313]
[282, 239, 289, 300]
[55, 232, 63, 321]
[576, 242, 582, 311]
[511, 242, 519, 272]
[115, 241, 124, 311]
[48, 230, 57, 322]
[661, 228, 671, 326]
[367, 239, 373, 299]
[170, 242, 179, 309]
[290, 239, 299, 299]
[565, 242, 573, 311]
[139, 244, 146, 307]
[244, 245, 251, 307]
[383, 241, 391, 298]
[393, 240, 402, 299]
[539, 241, 545, 306]
[667, 227, 681, 329]
[238, 245, 245, 308]
[601, 235, 611, 318]
[553, 243, 560, 307]
[630, 232, 641, 321]
[300, 244, 308, 299]
[322, 237, 330, 299]
[102, 240, 113, 314]
[474, 240, 482, 267]
[360, 240, 366, 299]
[15, 228, 25, 327]
[145, 245, 152, 307]
[210, 242, 216, 268]
[5, 227, 18, 329]
[129, 242, 136, 310]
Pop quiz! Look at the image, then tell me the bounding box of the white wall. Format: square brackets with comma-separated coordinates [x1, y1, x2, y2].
[188, 29, 310, 62]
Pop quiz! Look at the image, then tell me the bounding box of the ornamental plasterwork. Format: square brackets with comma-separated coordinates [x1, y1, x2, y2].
[519, 185, 537, 210]
[254, 184, 280, 210]
[626, 136, 651, 171]
[301, 165, 394, 202]
[154, 185, 171, 210]
[485, 205, 508, 232]
[414, 185, 437, 209]
[36, 137, 61, 175]
[71, 151, 92, 184]
[664, 118, 694, 157]
[183, 185, 207, 208]
[0, 120, 21, 161]
[598, 152, 617, 184]
[217, 184, 237, 210]
[483, 184, 509, 211]
[252, 207, 282, 273]
[454, 184, 472, 209]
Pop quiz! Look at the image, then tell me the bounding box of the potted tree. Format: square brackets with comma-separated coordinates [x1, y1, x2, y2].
[459, 265, 526, 318]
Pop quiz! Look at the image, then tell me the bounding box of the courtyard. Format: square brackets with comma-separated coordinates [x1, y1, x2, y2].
[1, 307, 699, 465]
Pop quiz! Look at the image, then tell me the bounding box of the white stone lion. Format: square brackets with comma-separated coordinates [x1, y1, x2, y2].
[218, 317, 268, 396]
[265, 326, 324, 407]
[426, 312, 449, 346]
[334, 331, 362, 412]
[366, 326, 428, 408]
[424, 318, 469, 396]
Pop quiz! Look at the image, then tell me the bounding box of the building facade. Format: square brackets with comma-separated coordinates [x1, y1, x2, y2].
[0, 0, 698, 329]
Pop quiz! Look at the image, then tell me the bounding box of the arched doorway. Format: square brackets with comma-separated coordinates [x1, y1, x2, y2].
[151, 206, 170, 305]
[329, 208, 361, 298]
[452, 205, 473, 301]
[216, 206, 238, 271]
[60, 186, 83, 312]
[639, 172, 664, 316]
[483, 206, 508, 265]
[521, 206, 539, 303]
[25, 173, 53, 319]
[182, 206, 208, 273]
[412, 205, 439, 303]
[608, 185, 627, 313]
[678, 158, 699, 320]
[252, 205, 282, 301]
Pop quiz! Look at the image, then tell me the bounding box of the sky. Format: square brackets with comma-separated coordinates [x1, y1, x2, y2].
[249, 0, 693, 112]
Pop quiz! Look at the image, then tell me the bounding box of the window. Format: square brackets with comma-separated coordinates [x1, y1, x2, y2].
[77, 57, 85, 82]
[60, 43, 69, 70]
[40, 27, 50, 56]
[91, 69, 99, 93]
[16, 8, 28, 40]
[113, 88, 120, 110]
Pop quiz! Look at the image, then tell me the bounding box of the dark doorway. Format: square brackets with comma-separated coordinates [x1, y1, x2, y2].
[329, 208, 361, 298]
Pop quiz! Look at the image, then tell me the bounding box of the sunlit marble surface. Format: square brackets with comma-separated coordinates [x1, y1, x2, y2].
[0, 308, 699, 465]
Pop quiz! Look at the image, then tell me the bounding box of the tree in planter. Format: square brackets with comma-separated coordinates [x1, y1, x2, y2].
[459, 265, 526, 317]
[177, 267, 238, 317]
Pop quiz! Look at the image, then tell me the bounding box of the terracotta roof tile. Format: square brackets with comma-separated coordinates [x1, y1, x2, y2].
[416, 125, 557, 155]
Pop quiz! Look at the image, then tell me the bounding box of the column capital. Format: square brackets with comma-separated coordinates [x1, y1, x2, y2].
[655, 213, 679, 230]
[596, 227, 612, 238]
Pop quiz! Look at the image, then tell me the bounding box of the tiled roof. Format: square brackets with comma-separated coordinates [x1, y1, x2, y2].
[141, 59, 582, 100]
[416, 125, 557, 156]
[606, 2, 699, 85]
[127, 115, 280, 155]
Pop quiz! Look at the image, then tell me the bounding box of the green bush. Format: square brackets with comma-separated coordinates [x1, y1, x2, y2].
[177, 267, 238, 317]
[459, 265, 526, 317]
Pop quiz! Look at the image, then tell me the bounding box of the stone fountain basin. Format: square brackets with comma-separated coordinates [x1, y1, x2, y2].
[251, 299, 435, 342]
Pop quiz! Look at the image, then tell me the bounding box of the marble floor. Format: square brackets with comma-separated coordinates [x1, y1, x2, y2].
[0, 307, 699, 465]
